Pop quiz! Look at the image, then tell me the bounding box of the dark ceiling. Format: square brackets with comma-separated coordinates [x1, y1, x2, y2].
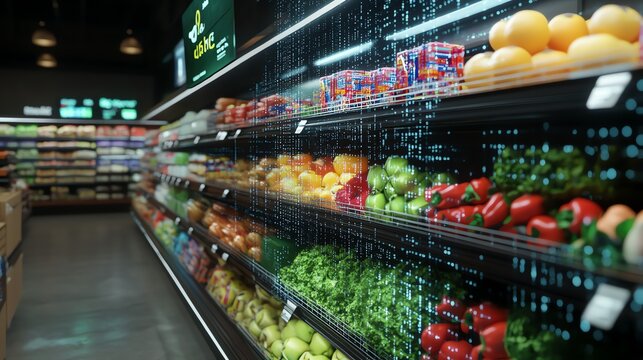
[0, 0, 194, 74]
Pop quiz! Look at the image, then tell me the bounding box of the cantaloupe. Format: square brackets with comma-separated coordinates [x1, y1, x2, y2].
[504, 10, 550, 54]
[548, 13, 588, 52]
[588, 4, 641, 43]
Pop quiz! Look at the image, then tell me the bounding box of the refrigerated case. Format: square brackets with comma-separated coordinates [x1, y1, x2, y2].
[133, 0, 643, 359]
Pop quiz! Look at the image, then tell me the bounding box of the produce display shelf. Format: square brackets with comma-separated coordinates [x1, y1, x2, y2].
[0, 136, 99, 142]
[140, 192, 380, 360]
[97, 155, 138, 160]
[29, 181, 131, 187]
[153, 173, 643, 326]
[32, 198, 132, 208]
[130, 209, 268, 360]
[35, 166, 97, 170]
[16, 158, 96, 162]
[161, 67, 642, 152]
[34, 147, 97, 151]
[0, 117, 167, 127]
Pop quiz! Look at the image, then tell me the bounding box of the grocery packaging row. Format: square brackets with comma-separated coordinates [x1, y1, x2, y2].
[0, 124, 148, 139]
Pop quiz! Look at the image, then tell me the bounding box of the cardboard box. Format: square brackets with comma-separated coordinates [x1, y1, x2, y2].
[7, 253, 22, 327]
[0, 192, 22, 257]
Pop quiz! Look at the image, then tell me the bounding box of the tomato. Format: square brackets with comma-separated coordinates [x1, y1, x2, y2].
[421, 323, 459, 355]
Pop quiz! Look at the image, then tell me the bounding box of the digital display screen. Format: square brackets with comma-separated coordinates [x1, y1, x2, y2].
[59, 97, 138, 120]
[181, 0, 235, 87]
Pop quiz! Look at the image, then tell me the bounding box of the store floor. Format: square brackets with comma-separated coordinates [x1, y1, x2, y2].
[7, 212, 213, 360]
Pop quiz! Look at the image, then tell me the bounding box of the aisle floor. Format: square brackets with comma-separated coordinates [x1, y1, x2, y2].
[7, 212, 214, 360]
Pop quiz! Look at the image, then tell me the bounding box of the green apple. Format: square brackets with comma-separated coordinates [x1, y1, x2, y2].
[387, 196, 406, 217]
[406, 197, 429, 217]
[256, 307, 278, 329]
[229, 289, 254, 316]
[260, 324, 281, 349]
[367, 165, 388, 192]
[384, 156, 408, 176]
[270, 339, 284, 358]
[331, 349, 348, 360]
[281, 319, 300, 340]
[294, 320, 315, 343]
[433, 172, 456, 185]
[365, 193, 386, 219]
[234, 311, 246, 324]
[282, 337, 310, 360]
[309, 333, 334, 357]
[299, 352, 330, 360]
[383, 182, 397, 200]
[248, 320, 262, 339]
[390, 166, 420, 195]
[243, 298, 263, 320]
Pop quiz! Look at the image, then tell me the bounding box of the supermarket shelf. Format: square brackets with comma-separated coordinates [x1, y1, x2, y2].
[35, 147, 96, 151]
[130, 210, 267, 360]
[35, 166, 96, 170]
[98, 154, 139, 160]
[141, 192, 379, 360]
[161, 67, 643, 152]
[153, 173, 643, 323]
[15, 158, 96, 162]
[0, 136, 98, 142]
[32, 198, 131, 208]
[29, 181, 130, 187]
[0, 117, 166, 127]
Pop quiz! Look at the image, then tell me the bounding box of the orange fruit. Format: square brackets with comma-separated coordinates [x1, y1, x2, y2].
[489, 19, 509, 50]
[491, 46, 533, 78]
[464, 52, 494, 88]
[532, 49, 571, 75]
[505, 10, 550, 54]
[588, 5, 641, 42]
[568, 34, 638, 67]
[548, 13, 588, 52]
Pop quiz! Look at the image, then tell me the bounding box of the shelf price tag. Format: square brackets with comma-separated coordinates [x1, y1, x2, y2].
[187, 227, 194, 235]
[586, 72, 632, 110]
[199, 184, 206, 192]
[194, 136, 201, 145]
[231, 129, 241, 139]
[174, 217, 181, 225]
[215, 131, 228, 141]
[210, 244, 218, 253]
[221, 252, 229, 262]
[184, 180, 190, 189]
[581, 283, 631, 330]
[281, 300, 297, 323]
[295, 120, 307, 134]
[221, 189, 230, 199]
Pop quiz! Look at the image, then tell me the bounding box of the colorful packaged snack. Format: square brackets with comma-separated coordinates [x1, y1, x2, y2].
[334, 70, 372, 105]
[319, 75, 336, 109]
[396, 42, 465, 94]
[371, 67, 397, 96]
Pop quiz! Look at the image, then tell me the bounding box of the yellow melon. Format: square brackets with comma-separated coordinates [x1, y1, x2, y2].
[464, 52, 494, 88]
[588, 4, 641, 42]
[504, 10, 550, 54]
[548, 13, 588, 52]
[489, 19, 509, 50]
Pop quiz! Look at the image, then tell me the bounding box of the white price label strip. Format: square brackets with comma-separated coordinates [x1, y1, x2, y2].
[210, 244, 218, 253]
[281, 300, 297, 322]
[215, 131, 228, 141]
[295, 120, 307, 134]
[222, 189, 230, 198]
[586, 72, 632, 110]
[232, 129, 241, 139]
[581, 283, 631, 330]
[194, 136, 201, 144]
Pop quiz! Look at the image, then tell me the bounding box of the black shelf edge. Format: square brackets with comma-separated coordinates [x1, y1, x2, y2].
[29, 181, 131, 187]
[32, 198, 132, 208]
[159, 67, 643, 152]
[130, 210, 267, 360]
[0, 117, 167, 127]
[152, 173, 643, 320]
[140, 191, 394, 360]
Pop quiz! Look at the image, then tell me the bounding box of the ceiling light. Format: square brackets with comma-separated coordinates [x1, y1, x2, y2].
[32, 21, 57, 47]
[37, 53, 57, 68]
[385, 0, 512, 41]
[314, 41, 374, 66]
[120, 29, 143, 55]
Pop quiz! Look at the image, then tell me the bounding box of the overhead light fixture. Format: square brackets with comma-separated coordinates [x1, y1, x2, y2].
[385, 0, 513, 41]
[120, 29, 143, 55]
[314, 41, 374, 66]
[280, 66, 308, 80]
[32, 21, 57, 47]
[36, 53, 57, 68]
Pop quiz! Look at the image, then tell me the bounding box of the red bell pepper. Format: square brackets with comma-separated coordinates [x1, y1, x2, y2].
[527, 215, 566, 245]
[509, 194, 545, 225]
[425, 184, 449, 204]
[480, 321, 508, 359]
[335, 173, 369, 210]
[556, 198, 603, 235]
[481, 193, 509, 228]
[421, 323, 459, 356]
[436, 296, 466, 323]
[463, 177, 493, 205]
[470, 345, 482, 360]
[461, 302, 508, 334]
[431, 183, 470, 209]
[438, 340, 473, 360]
[437, 206, 483, 226]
